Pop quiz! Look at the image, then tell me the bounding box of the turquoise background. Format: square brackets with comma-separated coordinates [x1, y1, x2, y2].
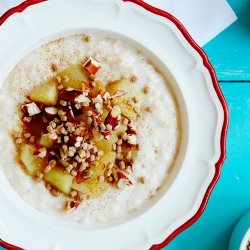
[1, 0, 250, 249]
[166, 0, 250, 249]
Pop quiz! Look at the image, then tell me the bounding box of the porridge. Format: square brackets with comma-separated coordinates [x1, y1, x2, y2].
[0, 32, 180, 225]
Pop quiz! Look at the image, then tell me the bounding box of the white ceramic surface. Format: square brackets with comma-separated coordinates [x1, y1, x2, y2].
[0, 0, 226, 249]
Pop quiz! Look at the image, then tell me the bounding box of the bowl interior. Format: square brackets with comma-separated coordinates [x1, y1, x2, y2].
[0, 28, 188, 229]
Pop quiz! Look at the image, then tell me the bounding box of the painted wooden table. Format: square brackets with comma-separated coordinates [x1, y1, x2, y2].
[166, 0, 250, 249]
[0, 0, 249, 250]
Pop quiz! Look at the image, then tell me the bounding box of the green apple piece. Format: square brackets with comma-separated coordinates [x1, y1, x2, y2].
[19, 144, 44, 176]
[30, 79, 58, 105]
[44, 167, 74, 194]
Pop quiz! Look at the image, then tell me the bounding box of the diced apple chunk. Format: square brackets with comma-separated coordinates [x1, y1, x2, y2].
[30, 79, 58, 105]
[19, 144, 44, 176]
[95, 134, 118, 153]
[44, 167, 74, 194]
[39, 134, 54, 148]
[114, 124, 127, 136]
[72, 152, 116, 197]
[112, 99, 138, 120]
[72, 164, 108, 197]
[89, 80, 105, 97]
[106, 78, 134, 98]
[101, 108, 110, 121]
[100, 151, 116, 166]
[58, 64, 90, 90]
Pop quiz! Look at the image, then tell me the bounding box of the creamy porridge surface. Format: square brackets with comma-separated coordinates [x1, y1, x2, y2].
[0, 33, 180, 225]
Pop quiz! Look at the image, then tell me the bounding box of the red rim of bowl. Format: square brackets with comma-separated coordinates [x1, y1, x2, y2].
[0, 0, 229, 249]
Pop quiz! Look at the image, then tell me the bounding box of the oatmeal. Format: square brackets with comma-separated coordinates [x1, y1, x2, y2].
[0, 32, 180, 225]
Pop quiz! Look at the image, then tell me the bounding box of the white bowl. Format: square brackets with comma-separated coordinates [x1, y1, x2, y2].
[0, 0, 228, 249]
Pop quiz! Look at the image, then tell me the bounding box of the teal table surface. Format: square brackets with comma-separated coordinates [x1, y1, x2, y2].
[1, 0, 249, 250]
[166, 0, 250, 249]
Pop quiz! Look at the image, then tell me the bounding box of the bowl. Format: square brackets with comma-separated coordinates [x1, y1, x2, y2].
[0, 0, 228, 249]
[229, 211, 250, 250]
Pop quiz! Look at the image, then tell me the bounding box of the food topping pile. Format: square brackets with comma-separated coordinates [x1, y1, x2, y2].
[13, 56, 143, 213]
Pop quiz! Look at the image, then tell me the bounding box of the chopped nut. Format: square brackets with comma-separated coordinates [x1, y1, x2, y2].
[83, 56, 101, 75]
[45, 107, 58, 116]
[13, 132, 22, 138]
[30, 136, 35, 143]
[117, 145, 122, 153]
[44, 165, 51, 173]
[130, 75, 138, 83]
[83, 35, 90, 42]
[87, 117, 93, 124]
[121, 132, 128, 140]
[106, 162, 113, 170]
[133, 106, 141, 116]
[64, 136, 69, 143]
[93, 160, 99, 166]
[49, 160, 56, 168]
[143, 86, 150, 94]
[98, 175, 105, 182]
[138, 177, 145, 184]
[119, 161, 126, 169]
[56, 76, 62, 84]
[117, 139, 123, 146]
[45, 183, 52, 191]
[145, 106, 152, 112]
[121, 118, 129, 126]
[49, 121, 56, 129]
[34, 147, 47, 158]
[71, 170, 77, 177]
[57, 84, 64, 90]
[69, 190, 78, 198]
[127, 134, 137, 145]
[61, 115, 67, 122]
[57, 137, 62, 144]
[50, 188, 60, 196]
[15, 138, 23, 144]
[60, 100, 67, 106]
[47, 126, 54, 133]
[97, 150, 104, 156]
[58, 110, 66, 117]
[24, 133, 31, 138]
[106, 169, 112, 176]
[65, 200, 80, 213]
[23, 117, 32, 123]
[22, 102, 41, 116]
[36, 172, 44, 179]
[112, 144, 117, 151]
[133, 97, 139, 103]
[126, 151, 132, 160]
[77, 192, 86, 201]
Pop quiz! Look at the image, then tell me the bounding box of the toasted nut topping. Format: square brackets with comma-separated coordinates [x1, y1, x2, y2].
[15, 138, 23, 144]
[22, 102, 41, 116]
[56, 76, 62, 83]
[45, 107, 58, 116]
[98, 175, 105, 182]
[130, 76, 138, 83]
[51, 188, 60, 196]
[44, 165, 51, 173]
[23, 117, 32, 123]
[69, 190, 78, 198]
[30, 136, 36, 143]
[145, 106, 152, 113]
[45, 183, 52, 191]
[143, 86, 150, 94]
[83, 56, 101, 75]
[24, 133, 31, 138]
